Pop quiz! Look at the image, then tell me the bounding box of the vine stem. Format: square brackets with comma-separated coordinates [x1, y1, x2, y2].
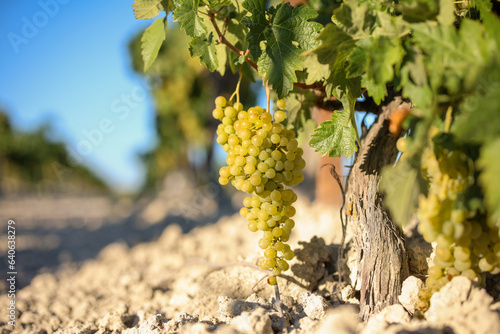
[265, 80, 271, 112]
[444, 106, 453, 133]
[321, 163, 346, 284]
[274, 283, 287, 333]
[229, 67, 243, 104]
[208, 13, 258, 70]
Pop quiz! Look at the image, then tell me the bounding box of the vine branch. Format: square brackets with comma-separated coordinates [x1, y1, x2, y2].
[209, 13, 258, 70]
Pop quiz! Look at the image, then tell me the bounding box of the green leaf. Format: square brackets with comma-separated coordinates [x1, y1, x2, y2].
[132, 0, 167, 19]
[283, 89, 315, 131]
[477, 138, 500, 226]
[482, 10, 500, 49]
[189, 33, 218, 72]
[313, 24, 354, 66]
[361, 75, 387, 104]
[242, 0, 268, 60]
[411, 21, 492, 94]
[380, 157, 426, 226]
[203, 0, 232, 8]
[396, 0, 439, 23]
[141, 18, 166, 71]
[309, 109, 358, 158]
[333, 1, 376, 39]
[243, 0, 322, 97]
[346, 47, 366, 79]
[173, 0, 207, 37]
[257, 49, 302, 99]
[312, 24, 357, 99]
[206, 20, 228, 75]
[399, 71, 433, 108]
[302, 54, 329, 85]
[361, 36, 403, 104]
[454, 68, 500, 143]
[472, 0, 493, 16]
[235, 55, 246, 65]
[437, 0, 455, 26]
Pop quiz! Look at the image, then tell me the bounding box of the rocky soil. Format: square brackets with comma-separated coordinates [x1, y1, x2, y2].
[1, 174, 499, 333]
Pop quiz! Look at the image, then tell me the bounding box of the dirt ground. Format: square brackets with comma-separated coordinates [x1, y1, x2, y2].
[1, 172, 499, 334]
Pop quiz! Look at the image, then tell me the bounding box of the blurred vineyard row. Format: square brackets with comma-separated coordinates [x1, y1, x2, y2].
[0, 26, 258, 197]
[0, 111, 109, 196]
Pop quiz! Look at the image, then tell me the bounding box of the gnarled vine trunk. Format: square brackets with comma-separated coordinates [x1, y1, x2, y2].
[344, 98, 410, 319]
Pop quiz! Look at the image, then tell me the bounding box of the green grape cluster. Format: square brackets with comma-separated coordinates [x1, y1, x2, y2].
[413, 128, 500, 311]
[212, 96, 305, 285]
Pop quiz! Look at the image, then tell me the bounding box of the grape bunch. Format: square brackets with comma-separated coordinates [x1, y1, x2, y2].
[405, 129, 500, 311]
[212, 96, 305, 285]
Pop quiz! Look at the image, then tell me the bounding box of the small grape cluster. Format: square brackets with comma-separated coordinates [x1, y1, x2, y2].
[399, 129, 500, 311]
[212, 96, 305, 285]
[455, 0, 471, 17]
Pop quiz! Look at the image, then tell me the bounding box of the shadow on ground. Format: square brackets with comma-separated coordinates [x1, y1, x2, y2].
[0, 180, 236, 292]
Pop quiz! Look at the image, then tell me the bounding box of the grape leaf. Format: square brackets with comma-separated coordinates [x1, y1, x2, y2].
[361, 36, 403, 104]
[312, 24, 357, 98]
[477, 138, 500, 226]
[411, 21, 485, 93]
[206, 20, 228, 75]
[437, 0, 455, 26]
[311, 24, 354, 67]
[283, 89, 315, 131]
[189, 33, 218, 72]
[243, 0, 322, 98]
[472, 0, 493, 16]
[399, 46, 433, 108]
[454, 64, 500, 143]
[309, 20, 361, 153]
[333, 1, 375, 39]
[327, 44, 360, 141]
[309, 109, 358, 158]
[132, 0, 168, 19]
[482, 10, 500, 49]
[173, 0, 207, 38]
[380, 157, 427, 226]
[346, 47, 366, 79]
[302, 54, 329, 85]
[202, 0, 232, 8]
[257, 49, 303, 99]
[396, 0, 439, 23]
[141, 18, 166, 71]
[241, 0, 267, 60]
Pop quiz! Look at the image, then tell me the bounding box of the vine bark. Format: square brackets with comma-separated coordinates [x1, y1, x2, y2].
[344, 97, 410, 319]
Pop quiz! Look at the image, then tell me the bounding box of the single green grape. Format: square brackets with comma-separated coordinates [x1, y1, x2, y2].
[276, 99, 286, 110]
[274, 110, 286, 123]
[215, 96, 226, 108]
[396, 137, 407, 153]
[212, 108, 224, 120]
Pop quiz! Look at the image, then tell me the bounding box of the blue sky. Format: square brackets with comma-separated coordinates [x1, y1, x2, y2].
[0, 0, 159, 192]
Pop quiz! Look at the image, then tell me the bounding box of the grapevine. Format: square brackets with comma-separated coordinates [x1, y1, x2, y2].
[397, 123, 500, 311]
[212, 92, 305, 285]
[130, 0, 500, 319]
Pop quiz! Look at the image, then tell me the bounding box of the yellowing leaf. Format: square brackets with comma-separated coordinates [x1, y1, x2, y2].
[132, 0, 167, 19]
[141, 18, 166, 71]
